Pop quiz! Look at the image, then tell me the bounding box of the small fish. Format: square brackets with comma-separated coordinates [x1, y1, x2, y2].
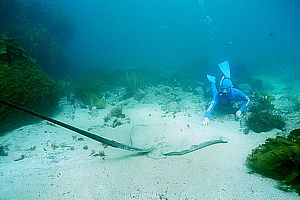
[269, 32, 277, 38]
[226, 41, 234, 46]
[203, 15, 213, 24]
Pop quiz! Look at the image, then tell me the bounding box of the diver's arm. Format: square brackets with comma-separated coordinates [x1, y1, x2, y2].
[202, 99, 217, 125]
[204, 96, 218, 118]
[202, 98, 218, 125]
[233, 89, 250, 113]
[239, 96, 250, 112]
[202, 78, 218, 125]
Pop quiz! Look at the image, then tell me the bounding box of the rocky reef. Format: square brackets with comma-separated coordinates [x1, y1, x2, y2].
[0, 35, 58, 134]
[0, 0, 75, 75]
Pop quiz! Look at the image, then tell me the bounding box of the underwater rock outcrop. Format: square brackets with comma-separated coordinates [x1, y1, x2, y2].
[0, 144, 8, 156]
[0, 0, 75, 74]
[247, 129, 300, 194]
[0, 35, 58, 134]
[103, 106, 129, 128]
[245, 93, 286, 133]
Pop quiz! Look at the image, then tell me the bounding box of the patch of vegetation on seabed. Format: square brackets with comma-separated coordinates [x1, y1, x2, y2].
[61, 67, 171, 107]
[0, 35, 58, 134]
[0, 145, 8, 156]
[245, 93, 286, 133]
[247, 129, 300, 195]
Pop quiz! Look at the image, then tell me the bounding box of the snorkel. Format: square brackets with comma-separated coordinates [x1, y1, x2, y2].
[218, 61, 233, 95]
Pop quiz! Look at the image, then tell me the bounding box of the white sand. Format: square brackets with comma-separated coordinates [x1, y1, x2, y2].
[0, 103, 299, 200]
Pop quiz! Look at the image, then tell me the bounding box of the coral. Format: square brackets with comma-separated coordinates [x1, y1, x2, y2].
[0, 35, 58, 134]
[247, 129, 300, 194]
[245, 93, 286, 133]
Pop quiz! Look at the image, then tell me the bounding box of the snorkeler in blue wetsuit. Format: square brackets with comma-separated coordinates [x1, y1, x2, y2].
[202, 61, 250, 125]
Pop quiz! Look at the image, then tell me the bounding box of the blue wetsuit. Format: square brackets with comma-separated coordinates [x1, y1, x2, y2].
[205, 82, 250, 118]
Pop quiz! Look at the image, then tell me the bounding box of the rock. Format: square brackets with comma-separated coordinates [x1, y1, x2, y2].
[13, 154, 25, 161]
[89, 106, 99, 117]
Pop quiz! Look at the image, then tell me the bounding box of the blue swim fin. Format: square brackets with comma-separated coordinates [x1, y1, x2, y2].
[218, 61, 231, 78]
[207, 75, 216, 83]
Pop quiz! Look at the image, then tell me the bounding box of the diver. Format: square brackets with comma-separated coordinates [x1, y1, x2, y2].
[202, 61, 250, 125]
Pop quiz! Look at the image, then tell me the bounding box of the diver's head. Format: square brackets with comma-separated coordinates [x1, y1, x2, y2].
[219, 76, 233, 94]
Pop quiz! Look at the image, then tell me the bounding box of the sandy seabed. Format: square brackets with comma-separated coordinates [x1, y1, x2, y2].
[0, 97, 299, 199]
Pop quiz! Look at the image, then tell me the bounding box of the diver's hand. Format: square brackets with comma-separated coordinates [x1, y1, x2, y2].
[202, 117, 209, 125]
[236, 110, 242, 117]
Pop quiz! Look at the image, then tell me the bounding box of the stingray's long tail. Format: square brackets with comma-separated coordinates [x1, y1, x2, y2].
[0, 99, 152, 153]
[162, 137, 227, 156]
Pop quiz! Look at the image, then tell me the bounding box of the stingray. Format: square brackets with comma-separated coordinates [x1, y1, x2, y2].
[0, 99, 227, 157]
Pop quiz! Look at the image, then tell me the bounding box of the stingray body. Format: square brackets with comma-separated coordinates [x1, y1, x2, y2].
[0, 99, 227, 156]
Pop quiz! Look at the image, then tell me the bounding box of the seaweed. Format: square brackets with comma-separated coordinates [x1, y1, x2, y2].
[252, 93, 275, 112]
[72, 67, 162, 105]
[0, 145, 8, 156]
[245, 93, 286, 133]
[124, 70, 145, 97]
[109, 107, 125, 118]
[72, 68, 115, 108]
[246, 110, 285, 133]
[0, 35, 58, 134]
[247, 129, 300, 194]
